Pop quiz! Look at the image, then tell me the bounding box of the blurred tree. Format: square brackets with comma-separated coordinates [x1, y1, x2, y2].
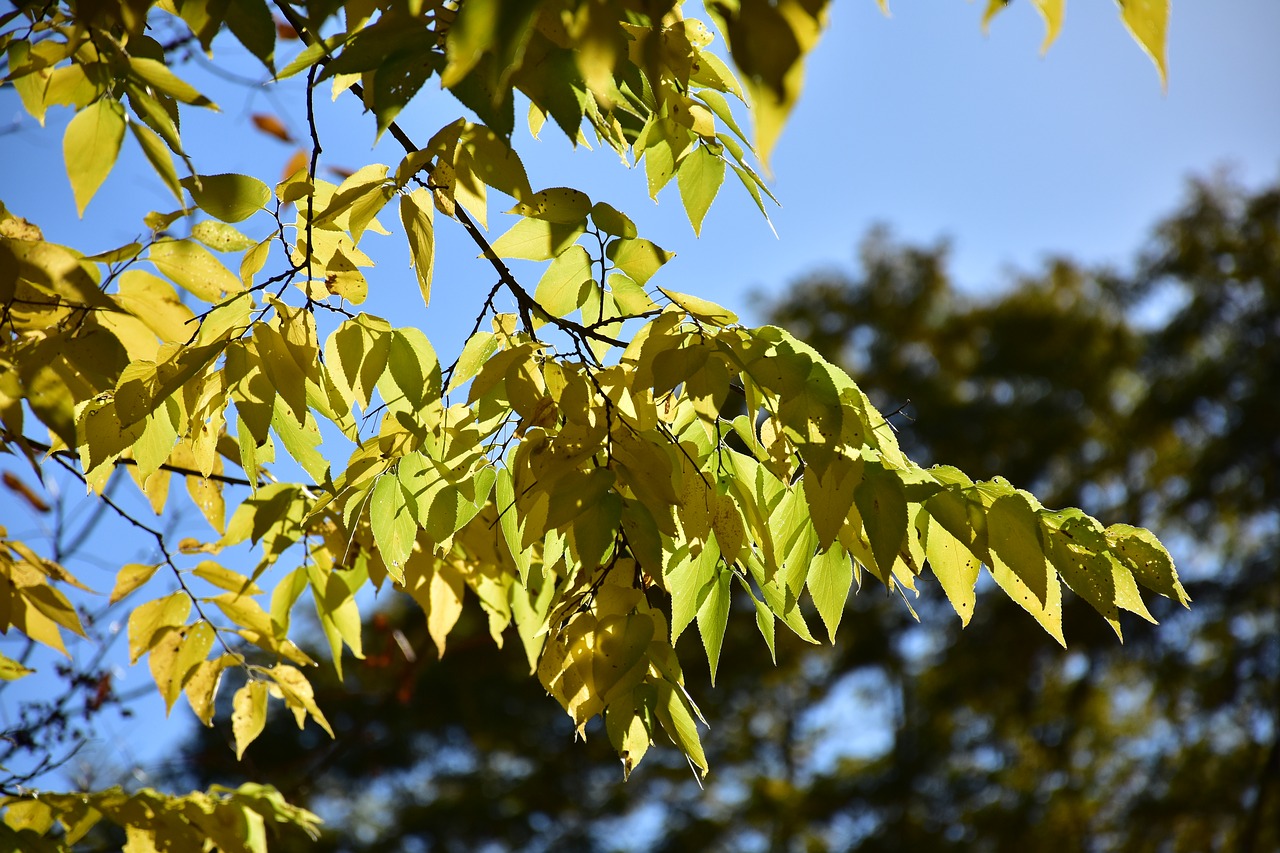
[172, 176, 1279, 853]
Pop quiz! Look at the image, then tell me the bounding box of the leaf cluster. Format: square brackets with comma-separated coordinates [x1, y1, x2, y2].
[0, 0, 1174, 846]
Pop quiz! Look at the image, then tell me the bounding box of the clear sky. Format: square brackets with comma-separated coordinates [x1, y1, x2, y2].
[2, 0, 1278, 786]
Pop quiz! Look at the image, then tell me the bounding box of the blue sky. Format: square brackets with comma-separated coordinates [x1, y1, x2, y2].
[2, 0, 1278, 788]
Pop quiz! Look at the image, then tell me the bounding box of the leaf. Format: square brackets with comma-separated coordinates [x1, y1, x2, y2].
[110, 563, 161, 604]
[129, 121, 183, 202]
[807, 544, 853, 643]
[853, 461, 908, 581]
[606, 238, 675, 286]
[657, 287, 738, 326]
[382, 327, 442, 411]
[400, 188, 435, 307]
[655, 681, 707, 778]
[232, 681, 268, 759]
[166, 621, 215, 713]
[1030, 0, 1065, 53]
[696, 567, 732, 684]
[402, 555, 466, 658]
[190, 220, 257, 253]
[987, 492, 1065, 646]
[491, 217, 586, 261]
[270, 664, 333, 735]
[448, 331, 500, 392]
[593, 613, 654, 704]
[1106, 523, 1189, 606]
[251, 113, 293, 142]
[63, 98, 126, 216]
[149, 239, 242, 301]
[920, 509, 980, 626]
[184, 655, 233, 726]
[181, 174, 270, 222]
[507, 187, 590, 224]
[676, 145, 726, 235]
[590, 202, 637, 238]
[0, 653, 35, 681]
[370, 473, 416, 573]
[192, 562, 263, 596]
[127, 592, 191, 665]
[533, 245, 594, 319]
[128, 56, 214, 106]
[1118, 0, 1169, 87]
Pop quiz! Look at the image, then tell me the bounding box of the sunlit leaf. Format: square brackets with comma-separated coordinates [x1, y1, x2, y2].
[63, 98, 125, 216]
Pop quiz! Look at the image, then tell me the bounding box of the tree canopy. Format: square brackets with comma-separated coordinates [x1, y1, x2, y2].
[1, 0, 1181, 848]
[171, 174, 1280, 853]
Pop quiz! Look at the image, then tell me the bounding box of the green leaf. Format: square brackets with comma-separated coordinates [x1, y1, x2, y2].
[854, 461, 908, 583]
[448, 331, 501, 392]
[606, 238, 675, 286]
[400, 188, 435, 307]
[696, 566, 732, 684]
[128, 56, 215, 107]
[325, 316, 392, 412]
[676, 145, 726, 235]
[807, 544, 853, 643]
[370, 473, 416, 573]
[657, 286, 738, 326]
[129, 121, 183, 203]
[508, 187, 590, 224]
[608, 273, 656, 315]
[381, 327, 442, 411]
[224, 0, 276, 71]
[987, 492, 1065, 645]
[589, 201, 637, 238]
[920, 508, 980, 626]
[593, 613, 654, 704]
[655, 681, 707, 778]
[737, 573, 776, 662]
[491, 217, 586, 261]
[1106, 523, 1189, 607]
[181, 174, 270, 223]
[63, 98, 126, 216]
[190, 220, 256, 253]
[533, 245, 594, 320]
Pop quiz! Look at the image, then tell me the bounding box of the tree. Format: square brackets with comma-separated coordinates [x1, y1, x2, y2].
[0, 0, 1183, 847]
[169, 175, 1279, 853]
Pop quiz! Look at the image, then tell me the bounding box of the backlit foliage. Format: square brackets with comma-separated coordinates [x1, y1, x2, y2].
[1, 0, 1174, 846]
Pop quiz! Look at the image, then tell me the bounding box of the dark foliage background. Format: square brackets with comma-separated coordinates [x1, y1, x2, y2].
[165, 176, 1279, 853]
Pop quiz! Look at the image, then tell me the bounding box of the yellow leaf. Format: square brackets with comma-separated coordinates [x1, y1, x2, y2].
[402, 552, 466, 658]
[400, 188, 434, 307]
[658, 287, 738, 326]
[63, 98, 126, 216]
[127, 592, 191, 664]
[184, 654, 234, 726]
[270, 664, 333, 736]
[191, 561, 262, 596]
[149, 239, 243, 302]
[110, 563, 161, 604]
[1118, 0, 1169, 88]
[168, 621, 216, 709]
[147, 625, 183, 710]
[986, 493, 1065, 646]
[232, 681, 268, 759]
[506, 187, 591, 224]
[0, 653, 35, 681]
[1030, 0, 1065, 54]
